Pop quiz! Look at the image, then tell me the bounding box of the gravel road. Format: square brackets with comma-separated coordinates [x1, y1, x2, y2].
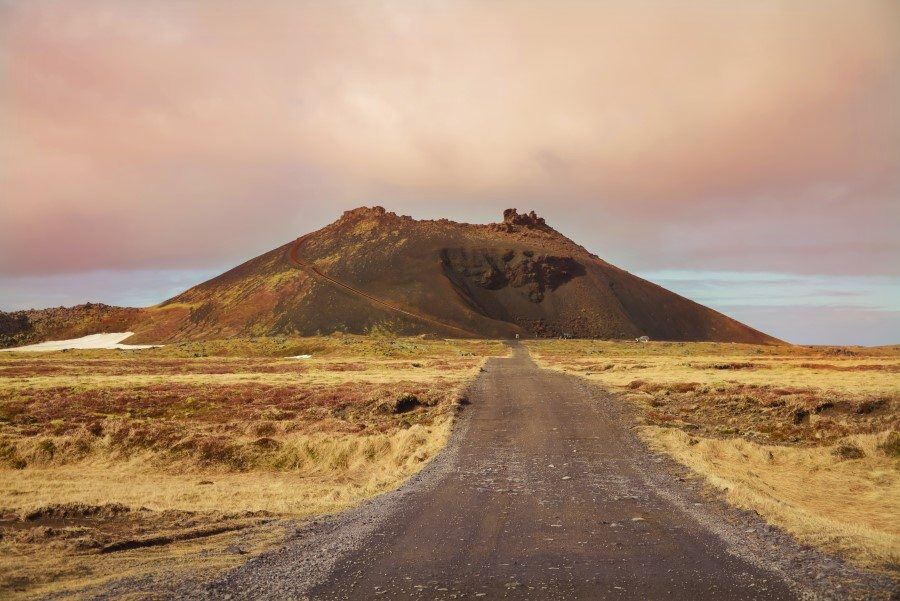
[165, 343, 893, 600]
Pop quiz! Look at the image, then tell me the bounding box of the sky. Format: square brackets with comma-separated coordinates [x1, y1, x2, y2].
[1, 0, 898, 345]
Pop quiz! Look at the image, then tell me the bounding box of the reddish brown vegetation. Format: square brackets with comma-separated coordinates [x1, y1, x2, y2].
[628, 379, 898, 445]
[0, 378, 459, 468]
[797, 363, 900, 372]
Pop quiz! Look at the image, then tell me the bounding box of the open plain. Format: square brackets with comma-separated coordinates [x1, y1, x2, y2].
[0, 337, 896, 599]
[528, 340, 899, 571]
[0, 336, 502, 598]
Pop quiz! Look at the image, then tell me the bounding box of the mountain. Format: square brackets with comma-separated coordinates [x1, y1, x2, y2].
[1, 207, 780, 345]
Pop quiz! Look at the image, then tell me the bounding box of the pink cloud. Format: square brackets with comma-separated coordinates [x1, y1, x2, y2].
[1, 0, 897, 276]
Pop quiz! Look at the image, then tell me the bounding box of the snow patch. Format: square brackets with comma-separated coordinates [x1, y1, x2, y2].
[1, 332, 161, 352]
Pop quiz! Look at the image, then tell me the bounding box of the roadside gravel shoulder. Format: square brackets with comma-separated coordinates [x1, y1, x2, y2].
[573, 376, 897, 600]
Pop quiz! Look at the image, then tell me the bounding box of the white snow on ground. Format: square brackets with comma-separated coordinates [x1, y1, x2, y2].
[286, 354, 312, 359]
[0, 332, 161, 352]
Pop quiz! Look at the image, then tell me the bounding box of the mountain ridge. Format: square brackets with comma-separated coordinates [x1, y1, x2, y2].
[0, 207, 781, 346]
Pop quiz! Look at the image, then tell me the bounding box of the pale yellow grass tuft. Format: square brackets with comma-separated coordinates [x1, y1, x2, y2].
[529, 340, 900, 570]
[0, 337, 502, 598]
[0, 418, 452, 517]
[643, 427, 900, 569]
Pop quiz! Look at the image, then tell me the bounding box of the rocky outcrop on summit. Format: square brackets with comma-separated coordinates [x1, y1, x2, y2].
[501, 208, 550, 230]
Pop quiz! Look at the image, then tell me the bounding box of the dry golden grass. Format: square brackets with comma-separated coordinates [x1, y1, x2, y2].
[0, 335, 504, 598]
[644, 428, 899, 568]
[528, 340, 900, 572]
[528, 340, 900, 397]
[0, 421, 452, 516]
[0, 508, 286, 600]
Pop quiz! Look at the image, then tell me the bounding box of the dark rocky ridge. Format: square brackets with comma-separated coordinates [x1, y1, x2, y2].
[440, 248, 585, 304]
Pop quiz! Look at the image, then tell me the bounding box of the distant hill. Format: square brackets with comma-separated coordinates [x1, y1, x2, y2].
[0, 303, 140, 348]
[1, 207, 780, 345]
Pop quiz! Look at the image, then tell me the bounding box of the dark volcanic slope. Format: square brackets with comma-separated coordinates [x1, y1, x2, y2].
[1, 207, 780, 345]
[128, 207, 776, 343]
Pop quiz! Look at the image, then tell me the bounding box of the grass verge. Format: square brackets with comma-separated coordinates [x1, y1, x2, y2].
[528, 339, 899, 573]
[0, 335, 503, 598]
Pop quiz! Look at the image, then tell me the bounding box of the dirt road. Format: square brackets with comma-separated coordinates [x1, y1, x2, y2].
[175, 343, 822, 600]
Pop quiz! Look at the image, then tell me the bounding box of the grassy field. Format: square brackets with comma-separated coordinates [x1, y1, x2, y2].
[0, 335, 505, 598]
[5, 335, 896, 595]
[528, 340, 900, 572]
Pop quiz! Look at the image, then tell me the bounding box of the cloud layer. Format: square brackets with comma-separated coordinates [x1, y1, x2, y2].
[1, 1, 898, 343]
[2, 0, 897, 277]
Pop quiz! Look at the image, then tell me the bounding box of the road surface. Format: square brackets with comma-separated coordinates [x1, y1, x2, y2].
[185, 343, 799, 600]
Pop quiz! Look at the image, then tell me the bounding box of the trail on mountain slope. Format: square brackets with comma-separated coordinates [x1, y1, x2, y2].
[288, 234, 480, 338]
